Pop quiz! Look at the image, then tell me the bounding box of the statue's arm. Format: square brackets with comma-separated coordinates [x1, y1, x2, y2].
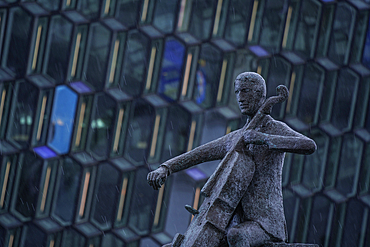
[147, 131, 235, 189]
[161, 133, 232, 174]
[245, 121, 316, 155]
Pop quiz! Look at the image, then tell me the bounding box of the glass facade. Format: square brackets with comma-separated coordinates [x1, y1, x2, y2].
[0, 0, 369, 246]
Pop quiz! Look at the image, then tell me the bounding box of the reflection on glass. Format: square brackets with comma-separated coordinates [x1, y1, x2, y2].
[87, 93, 116, 160]
[157, 38, 185, 101]
[7, 81, 38, 148]
[224, 0, 254, 47]
[128, 167, 156, 235]
[78, 0, 100, 19]
[44, 16, 73, 83]
[91, 163, 119, 230]
[37, 0, 60, 10]
[331, 68, 358, 132]
[61, 229, 86, 247]
[84, 24, 110, 90]
[52, 158, 82, 225]
[306, 195, 333, 246]
[341, 200, 365, 247]
[259, 0, 287, 52]
[351, 10, 368, 64]
[101, 233, 125, 247]
[13, 152, 42, 219]
[23, 224, 47, 247]
[316, 4, 334, 57]
[327, 2, 355, 65]
[293, 0, 320, 58]
[152, 0, 179, 34]
[120, 30, 149, 96]
[336, 134, 363, 198]
[194, 43, 222, 109]
[124, 100, 155, 164]
[301, 130, 327, 193]
[187, 0, 217, 41]
[296, 63, 324, 127]
[0, 83, 14, 139]
[2, 7, 32, 76]
[265, 56, 290, 119]
[116, 0, 141, 28]
[48, 85, 78, 154]
[362, 18, 370, 69]
[161, 105, 190, 162]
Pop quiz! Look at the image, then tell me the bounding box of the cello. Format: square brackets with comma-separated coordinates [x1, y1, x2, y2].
[166, 85, 289, 247]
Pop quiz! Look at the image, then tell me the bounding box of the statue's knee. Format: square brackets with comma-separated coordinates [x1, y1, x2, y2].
[227, 228, 249, 247]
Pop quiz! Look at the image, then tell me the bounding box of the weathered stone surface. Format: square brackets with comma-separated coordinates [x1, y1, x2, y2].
[149, 72, 317, 247]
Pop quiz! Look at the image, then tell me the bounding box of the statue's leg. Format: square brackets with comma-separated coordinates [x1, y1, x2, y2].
[227, 221, 271, 247]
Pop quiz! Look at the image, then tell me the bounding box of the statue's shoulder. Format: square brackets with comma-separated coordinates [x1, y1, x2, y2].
[263, 116, 293, 134]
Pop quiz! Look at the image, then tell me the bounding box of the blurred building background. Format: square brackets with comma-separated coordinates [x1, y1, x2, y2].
[0, 0, 369, 246]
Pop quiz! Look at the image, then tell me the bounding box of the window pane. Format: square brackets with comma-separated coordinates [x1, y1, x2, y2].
[128, 167, 156, 235]
[44, 16, 73, 83]
[52, 158, 82, 225]
[84, 24, 111, 90]
[14, 152, 43, 219]
[157, 38, 185, 101]
[336, 134, 363, 198]
[224, 0, 253, 47]
[293, 0, 320, 58]
[91, 163, 119, 230]
[194, 43, 222, 109]
[160, 105, 190, 162]
[78, 0, 100, 19]
[265, 56, 290, 119]
[331, 68, 358, 132]
[48, 85, 78, 154]
[87, 93, 116, 160]
[327, 2, 355, 65]
[37, 0, 60, 11]
[187, 0, 217, 41]
[301, 130, 328, 193]
[8, 81, 38, 148]
[2, 8, 32, 76]
[120, 31, 149, 96]
[116, 0, 141, 28]
[124, 100, 155, 164]
[152, 0, 179, 34]
[259, 0, 287, 52]
[306, 195, 333, 246]
[296, 63, 324, 126]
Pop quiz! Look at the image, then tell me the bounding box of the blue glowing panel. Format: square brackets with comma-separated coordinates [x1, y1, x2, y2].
[70, 81, 92, 93]
[186, 167, 207, 181]
[362, 18, 370, 69]
[34, 146, 58, 159]
[158, 39, 185, 101]
[47, 85, 78, 154]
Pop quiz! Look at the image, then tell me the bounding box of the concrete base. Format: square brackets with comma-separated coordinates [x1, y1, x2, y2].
[263, 242, 319, 247]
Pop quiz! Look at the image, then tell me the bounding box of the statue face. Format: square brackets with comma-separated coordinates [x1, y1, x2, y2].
[234, 79, 265, 116]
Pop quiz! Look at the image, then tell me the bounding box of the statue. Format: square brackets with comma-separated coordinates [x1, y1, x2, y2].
[147, 72, 317, 247]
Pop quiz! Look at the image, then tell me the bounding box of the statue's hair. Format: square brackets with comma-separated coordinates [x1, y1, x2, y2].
[234, 72, 267, 97]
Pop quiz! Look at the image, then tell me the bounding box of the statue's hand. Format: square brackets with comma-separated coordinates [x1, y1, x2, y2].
[244, 129, 268, 145]
[147, 166, 169, 190]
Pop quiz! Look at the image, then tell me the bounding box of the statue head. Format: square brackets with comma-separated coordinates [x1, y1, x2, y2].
[234, 72, 266, 116]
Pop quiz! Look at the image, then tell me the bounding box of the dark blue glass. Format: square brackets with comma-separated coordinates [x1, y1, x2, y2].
[157, 39, 185, 101]
[48, 85, 78, 154]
